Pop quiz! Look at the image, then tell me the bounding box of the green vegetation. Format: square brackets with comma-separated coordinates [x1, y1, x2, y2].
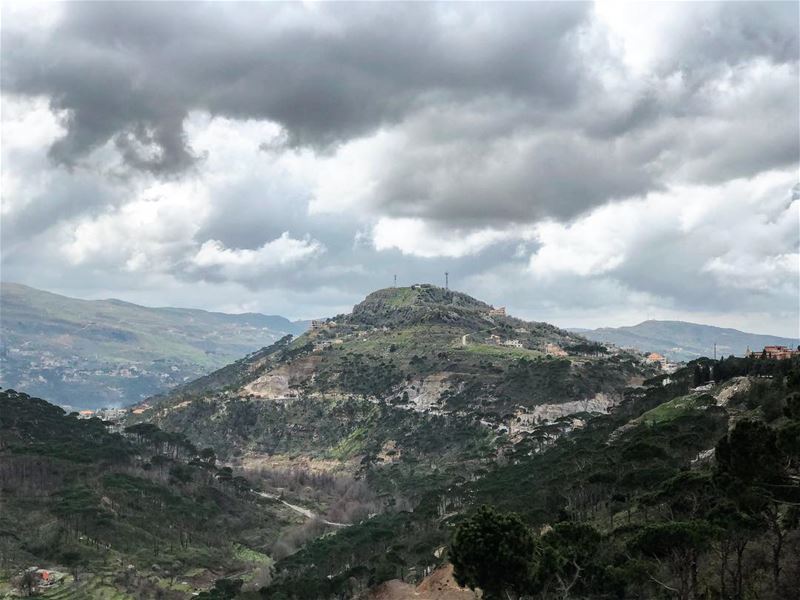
[13, 286, 798, 598]
[264, 357, 800, 599]
[0, 389, 294, 599]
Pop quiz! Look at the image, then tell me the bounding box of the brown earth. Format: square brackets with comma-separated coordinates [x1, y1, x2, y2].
[363, 564, 479, 600]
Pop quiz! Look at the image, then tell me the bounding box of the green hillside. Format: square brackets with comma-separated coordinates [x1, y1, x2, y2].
[0, 283, 308, 410]
[0, 388, 315, 599]
[266, 355, 800, 600]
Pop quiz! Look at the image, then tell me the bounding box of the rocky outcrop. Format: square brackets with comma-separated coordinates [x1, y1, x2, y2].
[242, 356, 322, 399]
[402, 373, 461, 412]
[515, 392, 620, 426]
[714, 376, 750, 407]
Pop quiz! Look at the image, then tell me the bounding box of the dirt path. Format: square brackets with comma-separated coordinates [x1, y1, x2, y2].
[253, 491, 350, 527]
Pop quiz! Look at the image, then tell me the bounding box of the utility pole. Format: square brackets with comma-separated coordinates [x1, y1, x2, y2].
[445, 272, 449, 290]
[393, 274, 397, 288]
[714, 343, 717, 360]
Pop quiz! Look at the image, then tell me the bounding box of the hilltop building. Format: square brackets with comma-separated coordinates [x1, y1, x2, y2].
[488, 306, 506, 317]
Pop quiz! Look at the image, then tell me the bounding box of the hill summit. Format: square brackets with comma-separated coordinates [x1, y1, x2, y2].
[139, 285, 648, 461]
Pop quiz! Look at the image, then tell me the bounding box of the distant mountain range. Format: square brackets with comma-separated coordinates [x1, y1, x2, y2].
[572, 320, 799, 362]
[0, 282, 309, 409]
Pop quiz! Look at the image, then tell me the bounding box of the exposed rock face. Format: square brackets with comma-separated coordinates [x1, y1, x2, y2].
[403, 373, 461, 411]
[242, 356, 322, 399]
[243, 372, 292, 399]
[714, 376, 751, 407]
[515, 392, 620, 425]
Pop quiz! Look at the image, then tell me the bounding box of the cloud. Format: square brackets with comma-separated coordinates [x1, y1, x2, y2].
[1, 2, 590, 172]
[188, 233, 323, 283]
[372, 217, 534, 259]
[527, 169, 800, 314]
[1, 2, 798, 335]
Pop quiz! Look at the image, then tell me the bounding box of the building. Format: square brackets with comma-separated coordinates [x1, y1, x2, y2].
[545, 343, 568, 357]
[77, 410, 95, 419]
[645, 352, 669, 369]
[502, 339, 523, 349]
[748, 345, 800, 360]
[310, 320, 326, 330]
[488, 306, 506, 317]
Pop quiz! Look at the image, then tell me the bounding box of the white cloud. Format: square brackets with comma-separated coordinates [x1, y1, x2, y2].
[61, 180, 209, 271]
[527, 170, 799, 307]
[372, 217, 534, 258]
[191, 233, 323, 275]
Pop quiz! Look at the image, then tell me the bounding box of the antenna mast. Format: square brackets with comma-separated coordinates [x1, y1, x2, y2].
[393, 274, 397, 288]
[445, 272, 449, 290]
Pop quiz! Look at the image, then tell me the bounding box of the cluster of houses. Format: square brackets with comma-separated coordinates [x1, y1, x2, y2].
[76, 407, 130, 420]
[746, 345, 800, 360]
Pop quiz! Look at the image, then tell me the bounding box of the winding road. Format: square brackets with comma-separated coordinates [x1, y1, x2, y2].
[253, 491, 350, 527]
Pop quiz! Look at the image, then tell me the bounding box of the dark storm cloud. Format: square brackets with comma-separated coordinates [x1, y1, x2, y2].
[3, 1, 797, 223]
[1, 1, 590, 173]
[1, 1, 798, 334]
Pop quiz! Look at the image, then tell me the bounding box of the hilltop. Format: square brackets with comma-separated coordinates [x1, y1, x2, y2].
[0, 282, 308, 409]
[140, 285, 647, 460]
[574, 319, 799, 362]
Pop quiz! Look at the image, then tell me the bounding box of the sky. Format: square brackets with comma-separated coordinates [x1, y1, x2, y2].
[1, 1, 798, 336]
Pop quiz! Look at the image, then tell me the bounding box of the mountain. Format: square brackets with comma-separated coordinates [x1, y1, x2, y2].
[138, 284, 649, 461]
[0, 282, 308, 410]
[573, 319, 799, 362]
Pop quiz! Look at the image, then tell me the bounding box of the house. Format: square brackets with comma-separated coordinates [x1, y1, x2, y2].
[645, 352, 669, 369]
[488, 306, 506, 317]
[77, 410, 95, 419]
[22, 568, 65, 590]
[502, 339, 523, 348]
[310, 320, 326, 330]
[488, 334, 502, 345]
[545, 343, 568, 357]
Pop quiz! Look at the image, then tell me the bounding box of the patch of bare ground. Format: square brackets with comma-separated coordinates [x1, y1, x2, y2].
[362, 564, 479, 600]
[236, 453, 360, 474]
